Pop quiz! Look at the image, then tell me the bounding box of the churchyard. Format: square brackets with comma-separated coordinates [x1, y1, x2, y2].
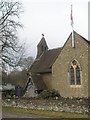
[2, 96, 90, 118]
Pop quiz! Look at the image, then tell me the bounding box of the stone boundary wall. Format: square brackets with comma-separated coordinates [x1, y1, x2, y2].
[2, 98, 90, 114]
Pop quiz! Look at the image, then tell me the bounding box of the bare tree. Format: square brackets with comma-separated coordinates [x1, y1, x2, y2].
[19, 56, 34, 70]
[0, 0, 24, 69]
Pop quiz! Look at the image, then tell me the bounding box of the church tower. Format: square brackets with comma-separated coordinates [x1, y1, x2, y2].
[36, 34, 48, 58]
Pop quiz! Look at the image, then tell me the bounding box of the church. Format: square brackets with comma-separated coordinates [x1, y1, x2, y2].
[26, 31, 90, 98]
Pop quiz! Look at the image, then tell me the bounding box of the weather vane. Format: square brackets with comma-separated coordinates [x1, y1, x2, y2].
[42, 33, 44, 37]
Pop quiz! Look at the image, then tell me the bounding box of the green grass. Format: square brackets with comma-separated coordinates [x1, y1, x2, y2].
[2, 106, 89, 118]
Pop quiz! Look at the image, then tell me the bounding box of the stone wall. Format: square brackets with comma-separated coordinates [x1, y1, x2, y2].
[2, 98, 89, 114]
[88, 44, 90, 97]
[42, 73, 52, 89]
[52, 32, 89, 98]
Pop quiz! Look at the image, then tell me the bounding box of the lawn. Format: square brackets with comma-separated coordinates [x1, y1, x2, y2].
[2, 106, 89, 118]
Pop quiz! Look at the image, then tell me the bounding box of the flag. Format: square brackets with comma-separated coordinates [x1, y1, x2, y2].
[71, 5, 73, 27]
[70, 5, 74, 47]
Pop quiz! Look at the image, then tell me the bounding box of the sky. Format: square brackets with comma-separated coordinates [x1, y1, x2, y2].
[18, 0, 89, 58]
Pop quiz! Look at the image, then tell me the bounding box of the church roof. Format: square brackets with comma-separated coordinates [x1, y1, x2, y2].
[29, 31, 89, 75]
[31, 75, 47, 90]
[30, 47, 62, 74]
[24, 74, 47, 90]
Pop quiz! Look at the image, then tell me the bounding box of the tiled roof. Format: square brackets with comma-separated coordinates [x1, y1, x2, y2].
[32, 75, 47, 90]
[30, 31, 89, 75]
[30, 48, 62, 74]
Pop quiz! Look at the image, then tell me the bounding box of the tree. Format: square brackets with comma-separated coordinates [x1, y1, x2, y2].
[2, 70, 8, 85]
[2, 56, 34, 86]
[6, 69, 28, 88]
[0, 0, 24, 69]
[18, 56, 34, 70]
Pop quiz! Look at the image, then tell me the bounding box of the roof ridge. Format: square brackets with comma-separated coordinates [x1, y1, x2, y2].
[74, 31, 90, 44]
[47, 47, 62, 51]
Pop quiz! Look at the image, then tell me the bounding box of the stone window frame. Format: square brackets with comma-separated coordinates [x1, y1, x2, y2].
[69, 59, 82, 87]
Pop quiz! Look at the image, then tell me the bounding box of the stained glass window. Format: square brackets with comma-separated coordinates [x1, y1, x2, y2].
[70, 60, 81, 85]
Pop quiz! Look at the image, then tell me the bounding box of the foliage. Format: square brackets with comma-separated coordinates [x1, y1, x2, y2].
[18, 56, 34, 70]
[39, 89, 60, 99]
[5, 69, 28, 85]
[2, 89, 15, 98]
[2, 55, 34, 89]
[2, 70, 8, 84]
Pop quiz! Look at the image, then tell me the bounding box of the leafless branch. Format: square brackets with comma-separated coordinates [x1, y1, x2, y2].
[0, 0, 24, 70]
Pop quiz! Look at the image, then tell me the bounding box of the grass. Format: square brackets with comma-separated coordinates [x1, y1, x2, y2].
[2, 106, 89, 118]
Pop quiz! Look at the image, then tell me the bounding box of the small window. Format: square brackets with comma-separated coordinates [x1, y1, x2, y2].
[72, 60, 77, 65]
[45, 46, 47, 50]
[41, 45, 43, 51]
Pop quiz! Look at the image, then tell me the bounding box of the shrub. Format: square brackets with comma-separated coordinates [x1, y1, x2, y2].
[2, 89, 16, 98]
[39, 89, 60, 99]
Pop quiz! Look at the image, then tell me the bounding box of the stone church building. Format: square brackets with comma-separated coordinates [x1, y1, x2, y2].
[26, 31, 90, 98]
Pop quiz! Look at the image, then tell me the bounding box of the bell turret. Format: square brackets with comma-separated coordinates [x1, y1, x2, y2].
[36, 34, 48, 58]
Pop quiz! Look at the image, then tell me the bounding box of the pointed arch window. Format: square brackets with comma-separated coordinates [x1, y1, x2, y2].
[70, 60, 81, 85]
[70, 66, 75, 85]
[76, 66, 81, 85]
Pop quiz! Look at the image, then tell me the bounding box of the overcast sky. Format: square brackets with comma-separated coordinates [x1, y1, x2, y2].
[18, 0, 89, 58]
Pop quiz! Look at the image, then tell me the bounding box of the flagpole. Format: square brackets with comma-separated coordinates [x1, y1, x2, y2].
[72, 24, 74, 48]
[71, 5, 74, 48]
